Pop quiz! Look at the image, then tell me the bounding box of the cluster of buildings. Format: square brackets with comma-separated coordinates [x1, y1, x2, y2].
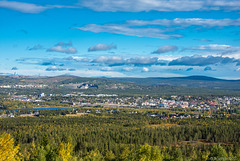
[0, 113, 15, 117]
[148, 113, 200, 119]
[0, 84, 47, 88]
[137, 96, 239, 110]
[5, 92, 240, 111]
[85, 108, 119, 114]
[9, 95, 44, 102]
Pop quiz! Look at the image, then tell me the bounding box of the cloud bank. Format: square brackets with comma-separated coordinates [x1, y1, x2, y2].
[28, 44, 43, 51]
[0, 1, 76, 13]
[152, 45, 178, 54]
[74, 18, 240, 39]
[47, 41, 77, 54]
[169, 55, 239, 66]
[88, 44, 117, 52]
[73, 24, 183, 39]
[45, 66, 65, 71]
[127, 18, 240, 28]
[80, 0, 240, 12]
[2, 0, 240, 13]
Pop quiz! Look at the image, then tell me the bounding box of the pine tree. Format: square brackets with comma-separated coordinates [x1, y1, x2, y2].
[42, 134, 50, 147]
[209, 144, 227, 160]
[105, 150, 115, 161]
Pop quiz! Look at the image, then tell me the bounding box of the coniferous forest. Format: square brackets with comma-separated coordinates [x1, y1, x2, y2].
[1, 110, 240, 161]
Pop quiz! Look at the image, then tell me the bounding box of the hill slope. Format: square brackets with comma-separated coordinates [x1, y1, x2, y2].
[0, 75, 240, 96]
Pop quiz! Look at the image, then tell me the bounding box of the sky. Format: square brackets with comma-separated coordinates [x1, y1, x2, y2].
[1, 0, 240, 79]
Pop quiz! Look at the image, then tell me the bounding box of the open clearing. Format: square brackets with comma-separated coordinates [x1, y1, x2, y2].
[65, 113, 87, 117]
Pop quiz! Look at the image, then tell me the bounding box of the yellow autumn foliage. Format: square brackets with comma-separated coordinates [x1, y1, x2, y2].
[58, 142, 72, 161]
[0, 133, 21, 161]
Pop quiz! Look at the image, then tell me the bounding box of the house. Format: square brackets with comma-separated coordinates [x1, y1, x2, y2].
[8, 113, 14, 117]
[150, 114, 158, 117]
[96, 110, 101, 114]
[159, 103, 169, 108]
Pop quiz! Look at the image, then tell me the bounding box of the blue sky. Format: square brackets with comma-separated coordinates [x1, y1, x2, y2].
[1, 0, 240, 79]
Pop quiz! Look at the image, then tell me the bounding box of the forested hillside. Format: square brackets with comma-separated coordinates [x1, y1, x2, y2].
[0, 111, 240, 160]
[1, 75, 240, 96]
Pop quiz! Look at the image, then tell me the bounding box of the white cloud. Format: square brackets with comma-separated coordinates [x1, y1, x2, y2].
[152, 45, 178, 54]
[168, 55, 240, 66]
[194, 39, 211, 42]
[194, 44, 233, 50]
[80, 0, 240, 12]
[0, 1, 76, 13]
[92, 56, 124, 66]
[2, 0, 240, 14]
[73, 24, 183, 39]
[88, 44, 117, 52]
[127, 18, 240, 27]
[122, 67, 134, 72]
[126, 57, 160, 66]
[157, 55, 182, 61]
[45, 66, 65, 71]
[56, 41, 72, 47]
[47, 46, 77, 54]
[142, 67, 149, 72]
[28, 44, 43, 51]
[91, 56, 166, 66]
[223, 53, 240, 60]
[0, 1, 49, 13]
[73, 18, 240, 39]
[66, 56, 89, 62]
[100, 67, 113, 71]
[187, 44, 240, 57]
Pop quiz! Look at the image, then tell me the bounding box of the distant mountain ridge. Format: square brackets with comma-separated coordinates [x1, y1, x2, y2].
[0, 75, 237, 81]
[111, 75, 240, 91]
[152, 76, 225, 81]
